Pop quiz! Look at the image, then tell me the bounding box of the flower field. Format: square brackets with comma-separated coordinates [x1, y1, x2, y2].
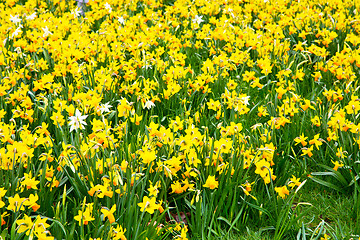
[0, 0, 360, 238]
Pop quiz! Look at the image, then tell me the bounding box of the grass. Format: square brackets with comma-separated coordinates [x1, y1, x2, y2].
[299, 185, 356, 238]
[231, 184, 355, 239]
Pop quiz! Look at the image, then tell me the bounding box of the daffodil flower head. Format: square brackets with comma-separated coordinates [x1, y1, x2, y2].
[68, 109, 88, 132]
[203, 175, 219, 189]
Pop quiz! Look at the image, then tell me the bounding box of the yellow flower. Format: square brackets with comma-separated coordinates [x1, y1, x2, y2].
[301, 145, 314, 158]
[148, 181, 160, 197]
[0, 109, 5, 119]
[33, 215, 51, 235]
[311, 116, 321, 127]
[207, 99, 221, 111]
[170, 116, 184, 132]
[203, 175, 218, 190]
[130, 113, 143, 125]
[171, 181, 184, 194]
[276, 86, 287, 99]
[288, 176, 301, 189]
[275, 186, 289, 199]
[0, 188, 7, 209]
[320, 233, 330, 240]
[112, 224, 127, 240]
[345, 96, 360, 115]
[21, 173, 40, 190]
[214, 138, 233, 154]
[175, 226, 189, 240]
[257, 105, 268, 117]
[1, 212, 9, 226]
[292, 68, 305, 81]
[301, 99, 315, 111]
[74, 202, 95, 226]
[138, 196, 161, 214]
[117, 98, 132, 118]
[332, 160, 344, 171]
[16, 214, 33, 236]
[294, 134, 308, 147]
[139, 149, 157, 164]
[50, 111, 65, 127]
[336, 147, 347, 159]
[309, 134, 323, 150]
[257, 58, 273, 76]
[101, 204, 116, 223]
[7, 194, 27, 212]
[255, 160, 277, 184]
[24, 194, 41, 212]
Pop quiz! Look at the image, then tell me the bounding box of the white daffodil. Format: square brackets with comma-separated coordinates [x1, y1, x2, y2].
[104, 2, 112, 13]
[192, 15, 204, 25]
[12, 25, 23, 38]
[42, 26, 52, 38]
[241, 96, 250, 105]
[26, 12, 37, 21]
[68, 109, 88, 132]
[9, 14, 21, 24]
[144, 100, 155, 110]
[117, 16, 125, 25]
[71, 7, 82, 18]
[100, 102, 112, 114]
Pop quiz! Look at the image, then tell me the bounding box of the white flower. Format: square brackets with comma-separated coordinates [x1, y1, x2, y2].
[142, 63, 152, 69]
[75, 0, 89, 16]
[192, 15, 204, 25]
[42, 26, 52, 38]
[117, 16, 125, 25]
[26, 12, 37, 21]
[9, 14, 21, 24]
[71, 7, 82, 18]
[144, 100, 155, 110]
[241, 96, 250, 105]
[68, 109, 88, 132]
[100, 102, 112, 114]
[104, 2, 112, 13]
[14, 47, 22, 54]
[11, 25, 22, 38]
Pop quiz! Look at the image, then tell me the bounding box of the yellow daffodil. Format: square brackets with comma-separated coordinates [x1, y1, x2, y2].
[203, 175, 219, 189]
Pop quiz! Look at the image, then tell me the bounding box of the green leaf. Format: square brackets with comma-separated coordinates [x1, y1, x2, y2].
[310, 176, 345, 193]
[318, 164, 349, 186]
[47, 218, 68, 237]
[1, 228, 8, 240]
[217, 216, 240, 232]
